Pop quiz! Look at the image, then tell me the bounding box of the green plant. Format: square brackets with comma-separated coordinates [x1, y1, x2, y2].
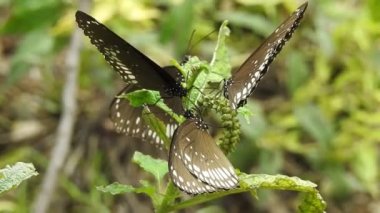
[0, 162, 38, 194]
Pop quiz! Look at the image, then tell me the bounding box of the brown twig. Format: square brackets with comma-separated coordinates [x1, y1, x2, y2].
[31, 1, 89, 212]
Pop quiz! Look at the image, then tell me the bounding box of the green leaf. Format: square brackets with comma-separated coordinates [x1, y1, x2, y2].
[182, 56, 208, 88]
[142, 107, 170, 147]
[298, 191, 327, 213]
[239, 173, 317, 191]
[132, 151, 168, 181]
[164, 173, 326, 212]
[210, 20, 231, 79]
[187, 69, 209, 107]
[181, 56, 212, 108]
[135, 180, 156, 196]
[0, 162, 38, 194]
[96, 182, 135, 195]
[123, 90, 182, 124]
[239, 174, 326, 213]
[123, 89, 162, 107]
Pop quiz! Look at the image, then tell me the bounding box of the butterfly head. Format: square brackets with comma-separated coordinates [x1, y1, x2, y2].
[184, 110, 195, 119]
[163, 66, 188, 97]
[184, 110, 208, 131]
[181, 55, 191, 66]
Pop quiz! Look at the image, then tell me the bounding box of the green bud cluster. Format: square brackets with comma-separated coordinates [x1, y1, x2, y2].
[199, 96, 240, 155]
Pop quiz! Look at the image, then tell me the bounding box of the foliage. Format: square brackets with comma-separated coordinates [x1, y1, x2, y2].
[99, 152, 326, 213]
[132, 151, 168, 182]
[0, 162, 38, 194]
[1, 0, 379, 212]
[122, 89, 162, 107]
[95, 21, 326, 212]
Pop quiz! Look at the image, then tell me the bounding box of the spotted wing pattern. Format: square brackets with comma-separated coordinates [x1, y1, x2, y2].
[169, 143, 217, 194]
[169, 114, 238, 194]
[224, 2, 308, 109]
[75, 11, 185, 95]
[76, 11, 186, 145]
[110, 85, 179, 146]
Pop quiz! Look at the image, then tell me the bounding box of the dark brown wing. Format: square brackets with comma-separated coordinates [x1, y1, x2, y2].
[169, 135, 217, 194]
[75, 11, 182, 94]
[169, 118, 238, 193]
[77, 11, 186, 146]
[224, 2, 308, 109]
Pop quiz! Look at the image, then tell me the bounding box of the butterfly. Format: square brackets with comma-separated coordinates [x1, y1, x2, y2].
[76, 11, 187, 146]
[169, 111, 238, 194]
[223, 2, 308, 109]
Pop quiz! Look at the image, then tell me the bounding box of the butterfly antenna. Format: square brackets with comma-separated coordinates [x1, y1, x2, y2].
[188, 29, 217, 52]
[185, 29, 197, 56]
[183, 29, 217, 61]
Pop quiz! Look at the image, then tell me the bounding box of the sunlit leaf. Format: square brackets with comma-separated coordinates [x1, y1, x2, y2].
[239, 173, 326, 213]
[0, 162, 38, 194]
[132, 151, 168, 181]
[298, 191, 327, 213]
[161, 173, 326, 212]
[181, 56, 211, 109]
[239, 173, 317, 191]
[210, 20, 231, 79]
[123, 89, 161, 107]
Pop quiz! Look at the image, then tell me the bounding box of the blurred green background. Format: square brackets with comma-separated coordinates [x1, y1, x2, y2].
[0, 0, 379, 212]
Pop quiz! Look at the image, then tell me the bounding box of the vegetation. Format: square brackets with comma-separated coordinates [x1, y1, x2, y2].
[0, 163, 38, 194]
[0, 0, 379, 212]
